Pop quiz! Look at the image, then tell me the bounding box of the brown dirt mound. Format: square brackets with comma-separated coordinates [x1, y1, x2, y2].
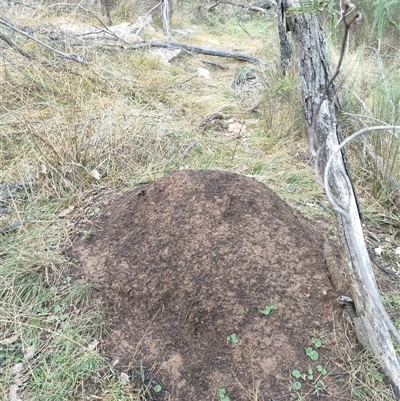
[74, 170, 355, 400]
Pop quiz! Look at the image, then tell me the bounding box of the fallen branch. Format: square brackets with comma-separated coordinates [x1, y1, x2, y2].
[122, 41, 263, 65]
[0, 31, 34, 60]
[0, 176, 35, 202]
[0, 220, 28, 234]
[0, 16, 84, 63]
[65, 39, 263, 64]
[209, 0, 274, 14]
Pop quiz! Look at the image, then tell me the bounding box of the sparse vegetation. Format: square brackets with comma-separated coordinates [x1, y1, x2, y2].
[1, 0, 400, 400]
[290, 339, 329, 397]
[219, 387, 231, 401]
[226, 333, 239, 344]
[261, 303, 278, 316]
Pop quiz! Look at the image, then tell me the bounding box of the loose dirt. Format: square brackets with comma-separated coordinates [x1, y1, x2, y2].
[73, 170, 357, 400]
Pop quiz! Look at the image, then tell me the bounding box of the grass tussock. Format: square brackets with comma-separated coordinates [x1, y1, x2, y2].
[1, 1, 400, 400]
[338, 44, 400, 219]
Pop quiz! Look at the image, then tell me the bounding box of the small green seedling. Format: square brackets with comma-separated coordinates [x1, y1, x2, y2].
[153, 383, 162, 393]
[314, 379, 326, 395]
[219, 388, 231, 401]
[244, 307, 249, 315]
[261, 304, 278, 316]
[291, 369, 304, 390]
[312, 338, 322, 348]
[291, 369, 302, 379]
[316, 365, 327, 375]
[227, 333, 239, 344]
[305, 347, 319, 361]
[88, 207, 100, 217]
[292, 381, 302, 391]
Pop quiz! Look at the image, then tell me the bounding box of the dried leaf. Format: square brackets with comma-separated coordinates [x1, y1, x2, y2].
[8, 384, 22, 401]
[120, 372, 130, 385]
[58, 205, 75, 218]
[12, 363, 24, 374]
[0, 334, 19, 345]
[90, 169, 101, 180]
[87, 339, 99, 351]
[197, 68, 211, 79]
[24, 345, 35, 360]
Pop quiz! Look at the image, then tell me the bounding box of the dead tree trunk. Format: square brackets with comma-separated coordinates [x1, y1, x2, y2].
[161, 0, 173, 41]
[283, 11, 400, 397]
[276, 0, 291, 75]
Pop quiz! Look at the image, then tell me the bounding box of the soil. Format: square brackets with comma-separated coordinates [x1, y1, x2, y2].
[73, 170, 357, 401]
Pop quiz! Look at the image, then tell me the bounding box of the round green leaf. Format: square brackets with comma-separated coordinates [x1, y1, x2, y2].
[292, 381, 302, 391]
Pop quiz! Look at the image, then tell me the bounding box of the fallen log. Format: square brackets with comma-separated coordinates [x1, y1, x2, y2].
[122, 41, 263, 65]
[281, 2, 400, 397]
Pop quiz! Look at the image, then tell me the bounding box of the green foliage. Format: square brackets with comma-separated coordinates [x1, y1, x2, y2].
[316, 365, 328, 375]
[286, 0, 330, 15]
[292, 381, 302, 390]
[348, 57, 400, 206]
[227, 333, 239, 344]
[314, 379, 326, 395]
[292, 369, 302, 379]
[153, 383, 162, 393]
[372, 0, 400, 41]
[261, 304, 278, 316]
[306, 347, 319, 361]
[219, 388, 231, 401]
[291, 365, 328, 396]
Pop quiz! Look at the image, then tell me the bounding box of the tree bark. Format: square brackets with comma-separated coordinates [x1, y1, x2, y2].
[276, 0, 291, 75]
[284, 12, 400, 398]
[161, 0, 173, 41]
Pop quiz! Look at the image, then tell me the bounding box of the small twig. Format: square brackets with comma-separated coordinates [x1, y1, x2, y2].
[168, 73, 199, 89]
[199, 112, 225, 128]
[236, 16, 254, 39]
[136, 2, 162, 36]
[48, 3, 117, 39]
[184, 292, 203, 323]
[0, 16, 84, 63]
[182, 141, 197, 158]
[7, 0, 35, 9]
[200, 58, 229, 70]
[0, 32, 34, 60]
[0, 176, 36, 202]
[0, 220, 28, 234]
[211, 0, 272, 14]
[231, 118, 246, 160]
[208, 1, 220, 11]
